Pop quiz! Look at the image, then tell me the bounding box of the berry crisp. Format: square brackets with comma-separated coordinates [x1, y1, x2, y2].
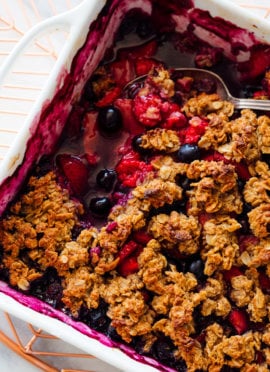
[1, 4, 270, 372]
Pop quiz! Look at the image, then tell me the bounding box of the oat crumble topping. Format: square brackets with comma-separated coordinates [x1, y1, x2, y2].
[1, 65, 270, 372]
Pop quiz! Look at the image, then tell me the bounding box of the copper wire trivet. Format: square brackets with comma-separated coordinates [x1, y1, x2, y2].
[0, 312, 95, 372]
[0, 0, 270, 371]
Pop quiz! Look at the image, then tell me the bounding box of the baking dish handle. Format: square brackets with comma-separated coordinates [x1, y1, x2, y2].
[0, 0, 105, 82]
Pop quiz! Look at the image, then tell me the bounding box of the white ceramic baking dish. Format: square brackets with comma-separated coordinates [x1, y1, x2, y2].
[0, 1, 270, 371]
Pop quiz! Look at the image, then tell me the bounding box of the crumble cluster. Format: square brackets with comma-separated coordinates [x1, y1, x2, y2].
[1, 68, 270, 371]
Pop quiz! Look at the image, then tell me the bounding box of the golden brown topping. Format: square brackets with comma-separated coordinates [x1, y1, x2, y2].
[248, 204, 270, 238]
[148, 211, 200, 255]
[202, 216, 241, 275]
[218, 109, 259, 163]
[257, 115, 270, 154]
[132, 177, 183, 210]
[183, 92, 234, 118]
[140, 128, 180, 152]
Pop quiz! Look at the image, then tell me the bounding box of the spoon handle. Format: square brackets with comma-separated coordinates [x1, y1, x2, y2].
[231, 97, 270, 111]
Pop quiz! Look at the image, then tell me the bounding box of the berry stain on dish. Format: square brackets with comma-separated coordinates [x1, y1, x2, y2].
[1, 1, 270, 371]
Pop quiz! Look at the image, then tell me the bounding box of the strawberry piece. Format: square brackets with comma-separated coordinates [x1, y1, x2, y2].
[117, 255, 139, 277]
[256, 351, 265, 364]
[234, 161, 251, 181]
[176, 76, 194, 92]
[56, 154, 89, 196]
[114, 98, 145, 135]
[238, 234, 260, 253]
[202, 151, 228, 162]
[83, 111, 98, 153]
[240, 47, 270, 80]
[134, 57, 161, 76]
[228, 309, 249, 335]
[118, 40, 158, 60]
[259, 272, 270, 294]
[118, 241, 139, 263]
[109, 59, 135, 87]
[132, 230, 152, 245]
[133, 93, 163, 127]
[223, 266, 243, 282]
[198, 212, 213, 227]
[65, 105, 85, 138]
[95, 86, 121, 107]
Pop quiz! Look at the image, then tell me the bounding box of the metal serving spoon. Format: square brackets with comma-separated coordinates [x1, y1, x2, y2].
[125, 67, 270, 111]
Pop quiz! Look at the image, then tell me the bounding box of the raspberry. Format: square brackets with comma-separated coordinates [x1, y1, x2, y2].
[259, 272, 270, 294]
[116, 158, 153, 188]
[95, 86, 121, 107]
[133, 93, 163, 127]
[162, 102, 187, 129]
[223, 266, 243, 282]
[184, 117, 208, 144]
[238, 235, 260, 252]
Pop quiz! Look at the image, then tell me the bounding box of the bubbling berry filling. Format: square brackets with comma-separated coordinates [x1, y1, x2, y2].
[1, 5, 270, 372]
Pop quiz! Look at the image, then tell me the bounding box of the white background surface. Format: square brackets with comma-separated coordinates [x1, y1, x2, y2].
[0, 1, 269, 371]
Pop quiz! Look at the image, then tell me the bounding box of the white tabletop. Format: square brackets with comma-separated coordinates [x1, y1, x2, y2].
[0, 1, 269, 371]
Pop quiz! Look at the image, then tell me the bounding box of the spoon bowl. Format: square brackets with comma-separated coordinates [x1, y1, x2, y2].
[125, 67, 270, 111]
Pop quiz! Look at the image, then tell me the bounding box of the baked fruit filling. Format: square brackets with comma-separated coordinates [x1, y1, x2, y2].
[1, 7, 270, 372]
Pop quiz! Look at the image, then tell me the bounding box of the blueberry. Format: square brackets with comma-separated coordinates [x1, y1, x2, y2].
[89, 196, 111, 217]
[79, 301, 110, 333]
[96, 169, 116, 191]
[97, 106, 123, 136]
[237, 179, 245, 191]
[107, 325, 122, 341]
[242, 202, 253, 214]
[176, 175, 192, 190]
[132, 135, 150, 155]
[90, 307, 110, 332]
[152, 336, 176, 365]
[177, 144, 200, 163]
[238, 217, 250, 234]
[188, 259, 205, 280]
[29, 267, 63, 308]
